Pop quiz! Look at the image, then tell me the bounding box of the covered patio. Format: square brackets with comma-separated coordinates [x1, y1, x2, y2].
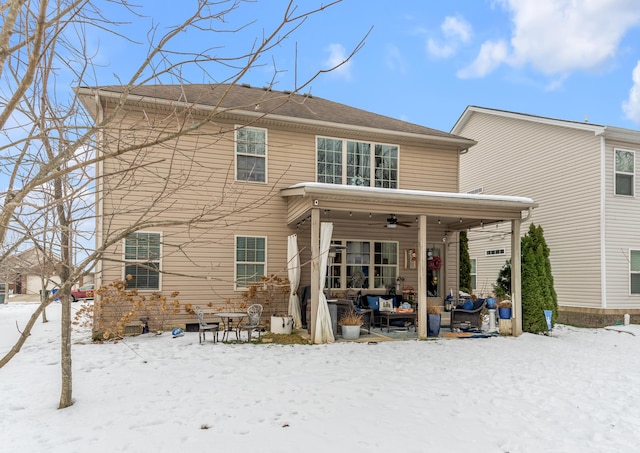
[281, 182, 537, 343]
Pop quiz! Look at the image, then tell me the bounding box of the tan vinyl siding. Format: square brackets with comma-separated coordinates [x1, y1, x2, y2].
[99, 109, 459, 316]
[400, 144, 459, 192]
[604, 139, 640, 308]
[459, 112, 603, 307]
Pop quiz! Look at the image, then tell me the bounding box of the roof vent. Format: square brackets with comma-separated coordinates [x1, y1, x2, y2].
[241, 83, 251, 88]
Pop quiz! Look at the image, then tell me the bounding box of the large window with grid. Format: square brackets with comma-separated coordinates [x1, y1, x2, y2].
[124, 232, 161, 290]
[615, 149, 635, 196]
[631, 250, 640, 295]
[470, 258, 477, 291]
[236, 126, 267, 182]
[235, 236, 266, 290]
[317, 137, 398, 188]
[327, 240, 397, 290]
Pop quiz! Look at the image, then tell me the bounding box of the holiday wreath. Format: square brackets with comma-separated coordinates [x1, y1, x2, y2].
[428, 256, 442, 271]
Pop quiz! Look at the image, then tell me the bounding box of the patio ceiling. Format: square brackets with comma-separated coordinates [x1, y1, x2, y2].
[281, 182, 538, 230]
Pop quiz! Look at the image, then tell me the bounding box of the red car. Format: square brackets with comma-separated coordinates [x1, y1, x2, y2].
[71, 284, 94, 302]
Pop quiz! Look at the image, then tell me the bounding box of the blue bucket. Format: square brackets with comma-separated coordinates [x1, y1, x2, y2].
[486, 298, 497, 309]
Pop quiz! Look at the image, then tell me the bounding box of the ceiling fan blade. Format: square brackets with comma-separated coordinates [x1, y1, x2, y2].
[397, 222, 412, 227]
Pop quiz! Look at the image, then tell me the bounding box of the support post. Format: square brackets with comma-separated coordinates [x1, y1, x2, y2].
[511, 218, 522, 336]
[310, 208, 320, 343]
[418, 215, 428, 339]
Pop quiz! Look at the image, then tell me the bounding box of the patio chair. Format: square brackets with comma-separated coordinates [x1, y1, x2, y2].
[195, 306, 219, 344]
[239, 304, 263, 341]
[451, 299, 486, 330]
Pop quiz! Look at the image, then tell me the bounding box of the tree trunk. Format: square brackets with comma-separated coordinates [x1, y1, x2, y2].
[55, 174, 74, 409]
[58, 292, 73, 408]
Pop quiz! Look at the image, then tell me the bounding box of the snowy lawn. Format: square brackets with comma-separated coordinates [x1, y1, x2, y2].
[1, 301, 640, 453]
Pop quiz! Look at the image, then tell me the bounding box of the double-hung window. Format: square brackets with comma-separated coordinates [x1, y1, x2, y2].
[124, 232, 161, 290]
[470, 258, 477, 292]
[615, 149, 635, 196]
[235, 236, 266, 290]
[631, 250, 640, 295]
[317, 137, 398, 188]
[236, 126, 267, 182]
[327, 240, 397, 290]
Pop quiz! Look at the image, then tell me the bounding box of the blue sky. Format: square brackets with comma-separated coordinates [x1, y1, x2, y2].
[87, 0, 640, 131]
[89, 0, 640, 133]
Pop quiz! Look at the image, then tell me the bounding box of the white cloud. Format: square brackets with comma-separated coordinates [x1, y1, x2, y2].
[442, 16, 472, 43]
[623, 61, 640, 123]
[427, 39, 455, 58]
[461, 0, 640, 78]
[457, 40, 509, 78]
[324, 43, 353, 80]
[384, 44, 408, 74]
[427, 16, 472, 58]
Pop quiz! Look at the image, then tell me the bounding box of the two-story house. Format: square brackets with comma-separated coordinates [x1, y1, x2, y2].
[78, 85, 536, 340]
[453, 106, 640, 327]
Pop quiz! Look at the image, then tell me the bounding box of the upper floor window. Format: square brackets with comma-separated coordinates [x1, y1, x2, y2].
[124, 232, 161, 290]
[631, 250, 640, 295]
[615, 149, 635, 196]
[317, 137, 398, 188]
[235, 236, 266, 290]
[236, 126, 267, 182]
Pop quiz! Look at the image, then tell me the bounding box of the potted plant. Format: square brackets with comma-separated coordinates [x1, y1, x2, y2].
[498, 299, 512, 320]
[339, 309, 363, 340]
[427, 305, 442, 337]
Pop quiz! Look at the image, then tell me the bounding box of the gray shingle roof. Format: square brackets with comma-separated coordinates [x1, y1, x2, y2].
[93, 83, 466, 140]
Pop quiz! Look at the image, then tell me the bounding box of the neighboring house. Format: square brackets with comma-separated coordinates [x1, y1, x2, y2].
[78, 84, 535, 339]
[0, 247, 60, 296]
[453, 106, 640, 327]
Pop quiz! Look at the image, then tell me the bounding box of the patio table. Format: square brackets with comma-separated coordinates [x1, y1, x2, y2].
[214, 312, 247, 343]
[379, 311, 417, 333]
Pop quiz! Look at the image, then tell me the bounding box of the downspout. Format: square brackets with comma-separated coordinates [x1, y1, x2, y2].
[95, 93, 104, 289]
[599, 133, 607, 308]
[521, 207, 532, 223]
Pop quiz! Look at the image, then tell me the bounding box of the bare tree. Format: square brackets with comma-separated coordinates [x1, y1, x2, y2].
[0, 0, 365, 408]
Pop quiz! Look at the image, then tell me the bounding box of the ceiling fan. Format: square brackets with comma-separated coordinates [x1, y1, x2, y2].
[385, 214, 412, 228]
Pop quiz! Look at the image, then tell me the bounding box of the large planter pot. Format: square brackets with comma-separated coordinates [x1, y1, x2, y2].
[340, 325, 361, 340]
[498, 307, 512, 320]
[270, 315, 293, 334]
[427, 314, 441, 337]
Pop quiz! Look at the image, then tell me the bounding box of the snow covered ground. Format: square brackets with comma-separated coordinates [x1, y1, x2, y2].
[2, 300, 640, 452]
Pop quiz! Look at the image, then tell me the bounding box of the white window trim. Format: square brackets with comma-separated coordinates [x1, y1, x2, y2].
[329, 238, 399, 290]
[316, 135, 400, 188]
[614, 148, 635, 197]
[235, 125, 268, 184]
[470, 257, 477, 292]
[630, 249, 640, 295]
[122, 231, 163, 291]
[234, 235, 267, 291]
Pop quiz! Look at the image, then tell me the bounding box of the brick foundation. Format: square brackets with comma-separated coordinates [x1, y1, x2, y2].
[558, 306, 638, 328]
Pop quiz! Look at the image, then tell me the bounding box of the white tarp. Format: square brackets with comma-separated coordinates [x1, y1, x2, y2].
[313, 222, 335, 344]
[287, 234, 302, 329]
